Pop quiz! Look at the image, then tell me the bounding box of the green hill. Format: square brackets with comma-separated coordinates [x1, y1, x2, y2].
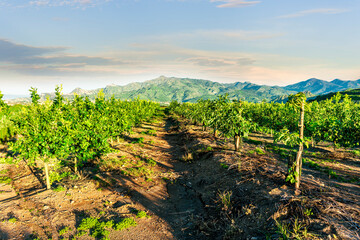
[310, 88, 360, 102]
[10, 76, 360, 104]
[63, 76, 295, 103]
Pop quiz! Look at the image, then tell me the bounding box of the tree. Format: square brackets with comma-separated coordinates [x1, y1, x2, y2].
[287, 92, 306, 195]
[53, 85, 64, 107]
[219, 101, 254, 151]
[30, 87, 40, 105]
[0, 91, 8, 109]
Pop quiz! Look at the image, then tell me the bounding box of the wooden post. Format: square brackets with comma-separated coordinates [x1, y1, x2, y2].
[74, 157, 78, 173]
[311, 136, 314, 147]
[295, 100, 305, 195]
[44, 162, 51, 190]
[234, 135, 241, 152]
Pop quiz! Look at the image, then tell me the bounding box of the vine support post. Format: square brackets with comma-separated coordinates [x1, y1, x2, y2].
[44, 162, 51, 190]
[74, 157, 78, 173]
[295, 100, 305, 195]
[311, 136, 314, 147]
[234, 134, 242, 152]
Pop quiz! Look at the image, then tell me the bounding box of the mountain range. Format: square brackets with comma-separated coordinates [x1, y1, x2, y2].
[7, 76, 360, 103]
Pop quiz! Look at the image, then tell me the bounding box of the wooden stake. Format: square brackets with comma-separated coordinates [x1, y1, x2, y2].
[295, 100, 305, 195]
[44, 162, 51, 190]
[234, 135, 241, 152]
[74, 157, 78, 173]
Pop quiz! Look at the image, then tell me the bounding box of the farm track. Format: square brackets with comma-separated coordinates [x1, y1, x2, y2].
[0, 114, 359, 239]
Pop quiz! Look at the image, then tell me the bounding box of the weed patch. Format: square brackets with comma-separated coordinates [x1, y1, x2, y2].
[0, 176, 12, 184]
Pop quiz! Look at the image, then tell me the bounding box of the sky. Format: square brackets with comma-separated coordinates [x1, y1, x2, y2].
[0, 0, 359, 95]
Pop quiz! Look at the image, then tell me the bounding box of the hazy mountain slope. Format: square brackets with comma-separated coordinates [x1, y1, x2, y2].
[310, 88, 360, 102]
[7, 76, 360, 104]
[284, 78, 360, 95]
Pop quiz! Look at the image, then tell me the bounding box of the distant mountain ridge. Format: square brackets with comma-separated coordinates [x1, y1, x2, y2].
[61, 76, 295, 103]
[6, 76, 360, 103]
[311, 88, 360, 102]
[284, 78, 360, 95]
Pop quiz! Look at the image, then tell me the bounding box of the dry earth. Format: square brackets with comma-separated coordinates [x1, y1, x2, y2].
[0, 114, 359, 239]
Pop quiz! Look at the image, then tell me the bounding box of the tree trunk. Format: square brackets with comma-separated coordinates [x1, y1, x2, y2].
[294, 101, 305, 195]
[74, 157, 78, 173]
[234, 135, 242, 152]
[44, 162, 51, 190]
[311, 136, 314, 147]
[214, 127, 217, 138]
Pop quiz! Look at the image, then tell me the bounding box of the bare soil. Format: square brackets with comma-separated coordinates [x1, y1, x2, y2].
[0, 114, 359, 239]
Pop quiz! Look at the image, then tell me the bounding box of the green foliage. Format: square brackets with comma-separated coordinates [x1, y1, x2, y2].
[0, 115, 16, 142]
[274, 129, 309, 148]
[288, 92, 306, 108]
[8, 218, 17, 223]
[58, 226, 71, 236]
[0, 157, 18, 165]
[0, 176, 12, 184]
[352, 150, 360, 156]
[302, 158, 345, 181]
[218, 190, 232, 212]
[53, 85, 64, 107]
[77, 217, 115, 239]
[136, 210, 150, 219]
[304, 208, 313, 216]
[141, 129, 157, 136]
[52, 185, 66, 192]
[275, 218, 312, 240]
[114, 218, 137, 230]
[255, 147, 265, 155]
[247, 150, 255, 155]
[50, 171, 72, 184]
[302, 158, 321, 171]
[220, 163, 229, 169]
[132, 137, 144, 144]
[8, 87, 160, 188]
[145, 158, 157, 167]
[29, 87, 40, 105]
[78, 217, 99, 231]
[0, 90, 8, 109]
[79, 77, 295, 103]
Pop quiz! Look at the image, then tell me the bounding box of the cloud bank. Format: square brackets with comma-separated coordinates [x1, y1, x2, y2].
[2, 0, 112, 8]
[0, 39, 123, 76]
[278, 8, 349, 19]
[211, 0, 260, 8]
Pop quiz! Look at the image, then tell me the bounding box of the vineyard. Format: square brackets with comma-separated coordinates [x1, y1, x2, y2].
[0, 88, 359, 239]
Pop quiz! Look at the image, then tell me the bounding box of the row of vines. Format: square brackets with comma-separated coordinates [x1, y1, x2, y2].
[169, 93, 360, 150]
[0, 86, 160, 189]
[168, 93, 360, 193]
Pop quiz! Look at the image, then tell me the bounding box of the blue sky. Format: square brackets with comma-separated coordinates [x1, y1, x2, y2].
[0, 0, 359, 94]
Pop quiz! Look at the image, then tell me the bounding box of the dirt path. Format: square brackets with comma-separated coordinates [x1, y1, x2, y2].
[0, 114, 360, 239]
[0, 115, 208, 240]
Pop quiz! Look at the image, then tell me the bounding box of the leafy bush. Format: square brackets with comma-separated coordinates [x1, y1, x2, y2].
[114, 218, 137, 230]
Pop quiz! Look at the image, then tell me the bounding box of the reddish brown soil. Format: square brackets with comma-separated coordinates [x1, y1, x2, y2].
[0, 115, 359, 240]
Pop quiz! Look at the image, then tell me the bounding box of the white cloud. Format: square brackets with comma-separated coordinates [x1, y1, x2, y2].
[149, 29, 283, 44]
[4, 0, 112, 8]
[0, 38, 125, 76]
[211, 0, 260, 8]
[277, 8, 349, 19]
